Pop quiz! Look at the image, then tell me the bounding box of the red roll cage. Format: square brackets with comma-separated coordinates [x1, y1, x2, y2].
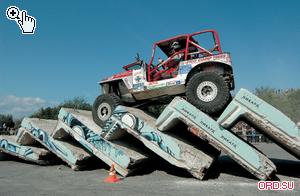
[147, 29, 222, 81]
[123, 29, 223, 82]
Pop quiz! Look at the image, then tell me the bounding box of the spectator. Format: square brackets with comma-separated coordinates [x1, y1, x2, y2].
[3, 123, 7, 131]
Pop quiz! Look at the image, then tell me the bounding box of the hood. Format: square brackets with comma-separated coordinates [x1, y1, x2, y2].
[100, 70, 132, 84]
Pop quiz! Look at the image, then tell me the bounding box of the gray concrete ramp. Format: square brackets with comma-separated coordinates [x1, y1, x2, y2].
[156, 97, 276, 180]
[0, 135, 51, 165]
[16, 127, 39, 145]
[104, 106, 219, 180]
[20, 118, 93, 170]
[53, 108, 149, 176]
[218, 88, 300, 159]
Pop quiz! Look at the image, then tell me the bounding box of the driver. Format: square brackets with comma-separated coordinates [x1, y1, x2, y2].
[152, 41, 184, 80]
[156, 41, 183, 79]
[170, 41, 183, 60]
[157, 41, 183, 65]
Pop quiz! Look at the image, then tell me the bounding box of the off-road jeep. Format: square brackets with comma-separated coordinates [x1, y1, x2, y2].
[93, 29, 235, 126]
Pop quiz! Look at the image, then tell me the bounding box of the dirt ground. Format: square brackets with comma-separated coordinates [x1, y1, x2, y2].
[0, 143, 299, 196]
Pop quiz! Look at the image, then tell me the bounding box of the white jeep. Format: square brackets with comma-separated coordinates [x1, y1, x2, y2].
[93, 29, 234, 126]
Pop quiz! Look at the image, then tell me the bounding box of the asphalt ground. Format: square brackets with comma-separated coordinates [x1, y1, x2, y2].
[0, 143, 299, 196]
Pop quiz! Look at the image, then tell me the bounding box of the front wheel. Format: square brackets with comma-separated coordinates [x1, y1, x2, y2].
[92, 94, 122, 127]
[186, 72, 230, 115]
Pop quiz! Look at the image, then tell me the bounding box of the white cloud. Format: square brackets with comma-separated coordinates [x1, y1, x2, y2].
[0, 95, 55, 118]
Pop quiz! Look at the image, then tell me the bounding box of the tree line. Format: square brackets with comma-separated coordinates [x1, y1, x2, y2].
[255, 87, 300, 122]
[0, 97, 92, 129]
[30, 97, 92, 119]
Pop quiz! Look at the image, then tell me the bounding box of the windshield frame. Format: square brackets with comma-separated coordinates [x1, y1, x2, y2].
[123, 61, 142, 71]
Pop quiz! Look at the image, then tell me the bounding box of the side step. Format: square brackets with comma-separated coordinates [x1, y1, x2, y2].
[105, 106, 220, 180]
[218, 88, 300, 159]
[54, 108, 149, 176]
[20, 118, 93, 170]
[156, 97, 276, 180]
[0, 135, 51, 165]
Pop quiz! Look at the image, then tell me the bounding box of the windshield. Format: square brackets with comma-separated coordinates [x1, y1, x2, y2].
[189, 32, 219, 55]
[152, 46, 168, 68]
[126, 64, 141, 70]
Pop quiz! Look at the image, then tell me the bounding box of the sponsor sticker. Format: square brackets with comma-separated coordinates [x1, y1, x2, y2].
[166, 80, 181, 86]
[147, 83, 166, 90]
[179, 64, 192, 74]
[133, 83, 144, 90]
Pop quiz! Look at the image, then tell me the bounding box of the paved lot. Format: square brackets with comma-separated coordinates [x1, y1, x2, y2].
[0, 143, 299, 196]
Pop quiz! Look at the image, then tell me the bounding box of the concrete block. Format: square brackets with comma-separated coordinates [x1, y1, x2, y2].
[105, 106, 219, 180]
[54, 108, 149, 176]
[16, 127, 38, 145]
[218, 88, 300, 159]
[156, 97, 276, 180]
[21, 118, 93, 170]
[0, 135, 51, 165]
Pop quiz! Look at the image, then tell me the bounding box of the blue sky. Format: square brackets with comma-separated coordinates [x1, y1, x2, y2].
[0, 0, 300, 117]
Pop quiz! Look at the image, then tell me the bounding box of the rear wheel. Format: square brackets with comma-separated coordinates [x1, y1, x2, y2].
[186, 72, 230, 115]
[92, 94, 122, 127]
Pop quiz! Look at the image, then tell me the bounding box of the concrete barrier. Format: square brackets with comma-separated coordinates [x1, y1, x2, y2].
[16, 127, 39, 145]
[156, 97, 276, 180]
[20, 118, 93, 170]
[218, 88, 300, 159]
[0, 135, 51, 164]
[105, 106, 219, 180]
[54, 108, 149, 176]
[3, 87, 299, 180]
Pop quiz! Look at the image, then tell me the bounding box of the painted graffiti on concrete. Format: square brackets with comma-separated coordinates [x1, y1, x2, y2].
[0, 139, 16, 152]
[102, 113, 122, 137]
[108, 106, 218, 180]
[21, 118, 79, 165]
[111, 106, 181, 158]
[58, 109, 130, 167]
[26, 121, 68, 157]
[156, 97, 277, 180]
[0, 138, 38, 160]
[218, 88, 300, 159]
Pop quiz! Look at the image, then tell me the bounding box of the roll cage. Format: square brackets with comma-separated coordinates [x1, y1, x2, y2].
[148, 29, 223, 82]
[123, 29, 223, 82]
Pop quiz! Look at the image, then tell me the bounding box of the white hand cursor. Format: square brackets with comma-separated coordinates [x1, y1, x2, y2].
[17, 10, 36, 34]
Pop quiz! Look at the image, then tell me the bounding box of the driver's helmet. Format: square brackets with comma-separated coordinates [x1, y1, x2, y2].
[171, 41, 180, 51]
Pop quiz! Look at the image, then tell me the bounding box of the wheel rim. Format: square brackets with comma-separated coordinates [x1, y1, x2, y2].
[97, 102, 112, 121]
[196, 81, 218, 102]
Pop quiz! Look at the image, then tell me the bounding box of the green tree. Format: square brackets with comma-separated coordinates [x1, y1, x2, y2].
[31, 97, 92, 120]
[255, 87, 300, 122]
[61, 97, 92, 110]
[13, 118, 23, 129]
[0, 114, 15, 128]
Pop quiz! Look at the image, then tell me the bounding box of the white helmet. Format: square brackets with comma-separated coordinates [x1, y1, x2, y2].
[171, 41, 180, 50]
